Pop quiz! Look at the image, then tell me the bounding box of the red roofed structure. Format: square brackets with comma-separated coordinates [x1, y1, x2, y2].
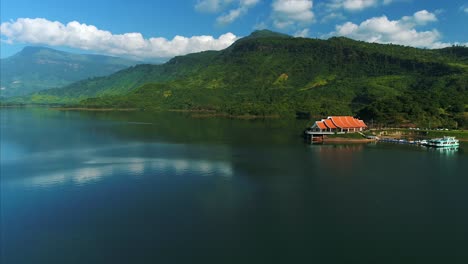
[310, 116, 367, 133]
[316, 121, 327, 130]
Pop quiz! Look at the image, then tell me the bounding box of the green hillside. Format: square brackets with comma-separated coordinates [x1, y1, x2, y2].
[12, 30, 468, 128]
[0, 46, 139, 97]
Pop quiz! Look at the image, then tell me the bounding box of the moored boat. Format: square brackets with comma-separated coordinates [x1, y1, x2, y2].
[424, 136, 459, 148]
[418, 139, 428, 145]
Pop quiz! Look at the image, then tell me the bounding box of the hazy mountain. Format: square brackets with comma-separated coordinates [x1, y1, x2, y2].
[0, 46, 139, 97]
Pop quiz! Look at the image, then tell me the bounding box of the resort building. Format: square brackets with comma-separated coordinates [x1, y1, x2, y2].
[310, 116, 367, 133]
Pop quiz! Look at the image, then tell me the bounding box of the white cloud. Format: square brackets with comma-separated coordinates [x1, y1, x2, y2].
[0, 18, 239, 60]
[328, 0, 376, 11]
[241, 0, 260, 5]
[343, 0, 377, 11]
[217, 8, 244, 24]
[196, 0, 259, 25]
[328, 0, 394, 11]
[195, 0, 233, 13]
[272, 0, 315, 29]
[216, 0, 260, 25]
[411, 10, 437, 25]
[321, 12, 346, 23]
[328, 10, 456, 48]
[294, 28, 310, 37]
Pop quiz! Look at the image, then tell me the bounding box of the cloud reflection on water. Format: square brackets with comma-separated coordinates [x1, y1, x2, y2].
[16, 156, 233, 188]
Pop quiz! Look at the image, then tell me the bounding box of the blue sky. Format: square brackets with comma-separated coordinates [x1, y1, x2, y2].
[1, 0, 467, 61]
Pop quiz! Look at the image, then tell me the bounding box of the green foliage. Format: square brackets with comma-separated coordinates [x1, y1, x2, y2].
[357, 73, 467, 128]
[11, 31, 468, 128]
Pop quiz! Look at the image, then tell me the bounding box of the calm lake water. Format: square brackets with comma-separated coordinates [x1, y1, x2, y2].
[1, 108, 468, 264]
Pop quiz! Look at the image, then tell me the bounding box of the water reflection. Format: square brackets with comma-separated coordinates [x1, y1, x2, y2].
[17, 165, 113, 187]
[73, 166, 113, 185]
[310, 143, 365, 153]
[14, 156, 233, 188]
[424, 146, 460, 155]
[308, 144, 365, 175]
[28, 172, 67, 187]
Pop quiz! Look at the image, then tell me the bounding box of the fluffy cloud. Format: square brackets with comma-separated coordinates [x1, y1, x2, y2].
[196, 0, 259, 25]
[272, 0, 315, 29]
[343, 0, 376, 11]
[321, 12, 346, 23]
[0, 18, 238, 60]
[217, 8, 244, 24]
[216, 0, 260, 25]
[411, 10, 437, 25]
[195, 0, 233, 13]
[328, 0, 392, 11]
[329, 10, 454, 48]
[242, 0, 260, 5]
[294, 28, 310, 37]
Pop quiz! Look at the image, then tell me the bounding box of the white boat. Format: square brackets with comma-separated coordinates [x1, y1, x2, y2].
[424, 136, 459, 148]
[418, 139, 428, 145]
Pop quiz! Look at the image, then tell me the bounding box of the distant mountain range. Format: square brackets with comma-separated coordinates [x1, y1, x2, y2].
[7, 30, 468, 128]
[0, 46, 139, 97]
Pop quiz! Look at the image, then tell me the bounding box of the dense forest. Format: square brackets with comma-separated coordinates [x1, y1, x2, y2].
[8, 30, 468, 128]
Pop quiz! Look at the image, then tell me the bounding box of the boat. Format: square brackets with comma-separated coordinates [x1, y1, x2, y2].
[424, 136, 459, 148]
[418, 139, 428, 145]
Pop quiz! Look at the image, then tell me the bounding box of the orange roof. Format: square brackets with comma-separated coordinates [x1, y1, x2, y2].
[329, 116, 347, 128]
[323, 119, 337, 129]
[329, 116, 366, 129]
[316, 121, 327, 130]
[343, 117, 354, 127]
[346, 116, 362, 127]
[357, 120, 367, 127]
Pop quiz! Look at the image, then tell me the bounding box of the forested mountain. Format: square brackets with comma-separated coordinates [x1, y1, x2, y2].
[11, 30, 468, 128]
[0, 46, 138, 97]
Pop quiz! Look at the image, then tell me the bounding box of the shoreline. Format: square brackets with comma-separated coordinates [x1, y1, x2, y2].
[51, 107, 280, 119]
[191, 113, 280, 119]
[323, 138, 376, 143]
[322, 137, 468, 143]
[50, 107, 138, 111]
[168, 109, 281, 119]
[2, 105, 467, 140]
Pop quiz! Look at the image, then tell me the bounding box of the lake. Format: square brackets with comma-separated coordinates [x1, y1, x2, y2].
[1, 108, 468, 264]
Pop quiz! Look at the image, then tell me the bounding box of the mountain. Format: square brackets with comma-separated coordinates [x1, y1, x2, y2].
[0, 46, 139, 97]
[240, 29, 292, 40]
[12, 30, 468, 128]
